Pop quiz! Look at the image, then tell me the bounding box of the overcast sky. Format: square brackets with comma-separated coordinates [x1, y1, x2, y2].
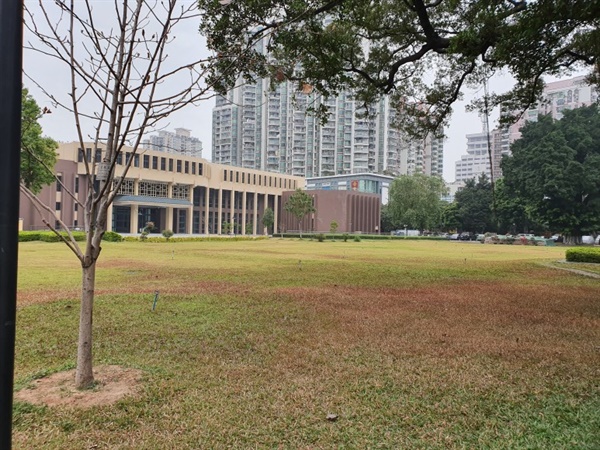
[22, 1, 577, 183]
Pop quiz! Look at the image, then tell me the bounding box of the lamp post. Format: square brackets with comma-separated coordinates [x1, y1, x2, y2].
[0, 2, 23, 447]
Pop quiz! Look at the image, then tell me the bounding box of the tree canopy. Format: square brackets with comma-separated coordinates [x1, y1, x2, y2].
[21, 88, 58, 194]
[453, 174, 494, 233]
[284, 189, 316, 237]
[501, 105, 600, 242]
[387, 174, 446, 231]
[200, 0, 599, 136]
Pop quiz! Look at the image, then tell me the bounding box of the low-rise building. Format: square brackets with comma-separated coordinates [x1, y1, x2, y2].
[20, 142, 304, 235]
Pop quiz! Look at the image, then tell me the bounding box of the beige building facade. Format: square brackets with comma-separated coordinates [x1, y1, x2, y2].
[20, 142, 305, 235]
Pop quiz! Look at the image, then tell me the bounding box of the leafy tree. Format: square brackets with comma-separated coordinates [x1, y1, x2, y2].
[222, 221, 232, 235]
[329, 220, 338, 234]
[262, 207, 274, 234]
[495, 178, 544, 235]
[387, 174, 446, 232]
[379, 204, 397, 233]
[245, 221, 253, 235]
[20, 88, 58, 193]
[284, 189, 316, 238]
[200, 0, 598, 136]
[454, 174, 495, 233]
[501, 105, 600, 244]
[441, 201, 461, 232]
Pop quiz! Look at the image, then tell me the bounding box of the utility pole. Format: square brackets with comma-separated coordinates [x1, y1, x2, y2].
[0, 2, 23, 448]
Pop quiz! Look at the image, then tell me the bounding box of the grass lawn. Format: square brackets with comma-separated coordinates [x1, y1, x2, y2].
[13, 239, 600, 449]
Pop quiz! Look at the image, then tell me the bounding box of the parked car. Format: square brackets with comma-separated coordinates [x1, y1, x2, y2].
[449, 233, 460, 240]
[582, 235, 595, 245]
[459, 232, 472, 241]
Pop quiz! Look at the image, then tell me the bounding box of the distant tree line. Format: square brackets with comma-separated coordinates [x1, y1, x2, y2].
[383, 105, 600, 243]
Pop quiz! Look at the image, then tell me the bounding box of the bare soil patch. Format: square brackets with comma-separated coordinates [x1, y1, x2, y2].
[15, 365, 143, 408]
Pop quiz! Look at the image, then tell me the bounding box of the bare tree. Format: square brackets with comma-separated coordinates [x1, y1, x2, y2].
[22, 0, 227, 389]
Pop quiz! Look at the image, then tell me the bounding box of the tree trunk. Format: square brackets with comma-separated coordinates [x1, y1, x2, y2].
[564, 235, 582, 245]
[75, 260, 96, 389]
[298, 220, 302, 239]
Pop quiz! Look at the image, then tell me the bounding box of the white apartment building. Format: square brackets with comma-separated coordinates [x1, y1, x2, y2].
[144, 128, 203, 158]
[212, 40, 444, 179]
[454, 75, 598, 182]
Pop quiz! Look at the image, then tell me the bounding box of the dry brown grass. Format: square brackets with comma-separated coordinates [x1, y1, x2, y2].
[13, 240, 600, 449]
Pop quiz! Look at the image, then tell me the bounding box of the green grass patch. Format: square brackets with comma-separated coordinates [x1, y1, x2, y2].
[13, 239, 600, 448]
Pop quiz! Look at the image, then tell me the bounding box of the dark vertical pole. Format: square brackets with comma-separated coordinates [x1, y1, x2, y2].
[0, 1, 23, 449]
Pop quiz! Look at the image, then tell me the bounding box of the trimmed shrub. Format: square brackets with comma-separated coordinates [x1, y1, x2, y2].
[342, 233, 349, 242]
[353, 235, 362, 242]
[19, 232, 42, 242]
[316, 233, 325, 242]
[566, 247, 600, 263]
[102, 231, 123, 242]
[161, 229, 174, 241]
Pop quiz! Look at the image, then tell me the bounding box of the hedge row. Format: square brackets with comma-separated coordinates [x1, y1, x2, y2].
[19, 231, 123, 242]
[278, 233, 446, 241]
[566, 247, 600, 263]
[123, 235, 268, 243]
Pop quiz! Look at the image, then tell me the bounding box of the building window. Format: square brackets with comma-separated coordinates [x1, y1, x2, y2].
[177, 160, 182, 173]
[78, 148, 84, 163]
[86, 148, 92, 162]
[184, 161, 189, 174]
[115, 178, 135, 195]
[74, 203, 78, 212]
[56, 202, 61, 211]
[56, 175, 62, 192]
[172, 184, 190, 200]
[242, 173, 245, 183]
[168, 158, 174, 171]
[253, 174, 256, 185]
[152, 156, 158, 170]
[160, 157, 166, 170]
[125, 152, 132, 165]
[192, 162, 196, 175]
[116, 153, 123, 165]
[74, 177, 79, 194]
[236, 172, 239, 183]
[95, 149, 102, 163]
[139, 181, 168, 198]
[143, 155, 150, 169]
[198, 163, 203, 176]
[134, 154, 140, 167]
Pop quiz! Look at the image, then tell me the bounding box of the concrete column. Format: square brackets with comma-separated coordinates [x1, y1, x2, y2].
[166, 207, 174, 232]
[204, 187, 210, 234]
[241, 191, 247, 235]
[188, 185, 194, 234]
[168, 182, 173, 199]
[130, 204, 139, 234]
[253, 192, 258, 235]
[230, 189, 235, 233]
[273, 195, 279, 235]
[106, 203, 113, 232]
[263, 194, 268, 235]
[133, 179, 139, 196]
[217, 189, 223, 235]
[187, 207, 194, 234]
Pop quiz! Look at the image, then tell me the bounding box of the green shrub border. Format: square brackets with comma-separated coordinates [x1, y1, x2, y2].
[19, 231, 87, 242]
[19, 231, 123, 243]
[566, 247, 600, 263]
[279, 233, 446, 241]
